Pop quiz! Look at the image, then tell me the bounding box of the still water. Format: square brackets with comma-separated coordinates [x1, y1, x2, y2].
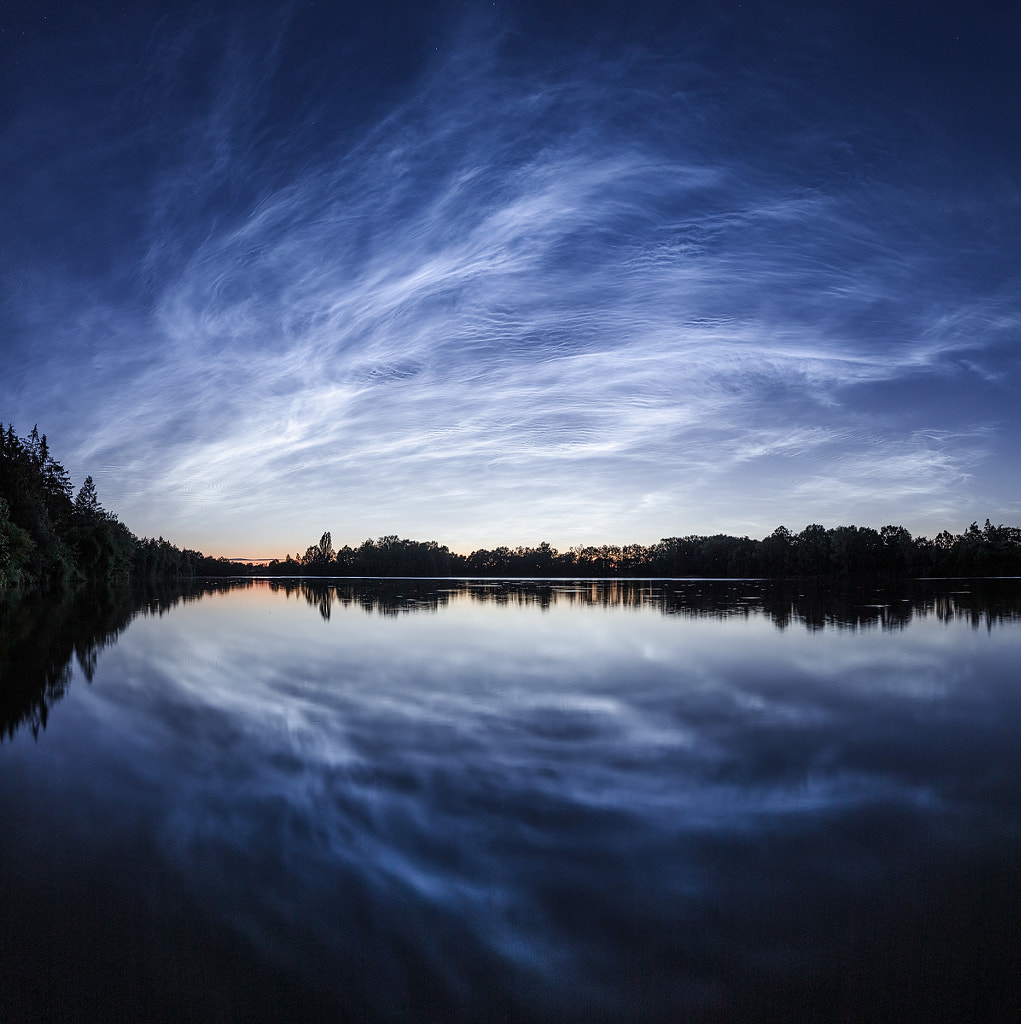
[2, 578, 1020, 1023]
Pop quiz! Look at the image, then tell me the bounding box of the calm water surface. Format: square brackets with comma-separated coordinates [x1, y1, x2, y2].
[2, 578, 1020, 1022]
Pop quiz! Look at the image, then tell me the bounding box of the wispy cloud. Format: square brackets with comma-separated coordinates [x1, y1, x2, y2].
[3, 6, 1019, 551]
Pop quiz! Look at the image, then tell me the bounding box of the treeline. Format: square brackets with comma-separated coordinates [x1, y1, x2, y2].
[264, 533, 463, 577]
[0, 424, 247, 588]
[274, 522, 1021, 579]
[5, 423, 1021, 588]
[645, 522, 1021, 578]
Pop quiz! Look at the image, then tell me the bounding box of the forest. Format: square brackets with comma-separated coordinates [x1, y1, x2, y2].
[0, 425, 242, 588]
[3, 423, 1021, 588]
[270, 521, 1021, 579]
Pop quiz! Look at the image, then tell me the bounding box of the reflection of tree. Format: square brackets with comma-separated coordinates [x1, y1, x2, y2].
[274, 578, 456, 618]
[281, 578, 1021, 631]
[302, 581, 333, 621]
[6, 577, 1020, 741]
[0, 579, 248, 741]
[0, 586, 131, 739]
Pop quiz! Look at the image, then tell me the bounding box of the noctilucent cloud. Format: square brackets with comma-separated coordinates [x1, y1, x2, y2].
[3, 1, 1019, 557]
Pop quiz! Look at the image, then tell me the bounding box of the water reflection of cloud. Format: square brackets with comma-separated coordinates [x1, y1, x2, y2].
[5, 580, 1021, 1019]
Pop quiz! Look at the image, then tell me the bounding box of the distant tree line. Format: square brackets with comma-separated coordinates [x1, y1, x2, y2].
[5, 423, 1021, 589]
[263, 533, 464, 577]
[274, 522, 1021, 579]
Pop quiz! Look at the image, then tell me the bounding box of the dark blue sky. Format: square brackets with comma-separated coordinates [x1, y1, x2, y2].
[3, 0, 1019, 554]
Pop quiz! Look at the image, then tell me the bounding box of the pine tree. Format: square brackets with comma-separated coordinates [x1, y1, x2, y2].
[74, 476, 104, 522]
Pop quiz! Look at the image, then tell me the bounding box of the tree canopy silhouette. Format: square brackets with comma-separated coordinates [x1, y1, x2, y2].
[0, 424, 253, 588]
[5, 422, 1021, 589]
[263, 521, 1021, 580]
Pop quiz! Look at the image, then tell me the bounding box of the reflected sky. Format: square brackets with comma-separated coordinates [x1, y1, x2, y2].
[2, 580, 1021, 1021]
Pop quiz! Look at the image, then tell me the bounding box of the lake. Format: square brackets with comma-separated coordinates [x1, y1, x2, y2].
[2, 577, 1020, 1022]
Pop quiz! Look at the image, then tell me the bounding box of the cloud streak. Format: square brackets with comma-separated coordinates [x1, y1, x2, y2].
[3, 3, 1019, 552]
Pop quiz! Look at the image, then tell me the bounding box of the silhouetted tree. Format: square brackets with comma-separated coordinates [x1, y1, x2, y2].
[74, 475, 102, 520]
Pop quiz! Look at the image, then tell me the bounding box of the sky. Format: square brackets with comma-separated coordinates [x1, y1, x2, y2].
[2, 0, 1020, 557]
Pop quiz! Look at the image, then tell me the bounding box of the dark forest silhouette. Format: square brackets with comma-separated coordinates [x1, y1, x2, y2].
[4, 423, 1021, 588]
[265, 521, 1021, 580]
[0, 425, 255, 587]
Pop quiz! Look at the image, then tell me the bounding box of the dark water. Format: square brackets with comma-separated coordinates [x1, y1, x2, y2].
[2, 578, 1020, 1023]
